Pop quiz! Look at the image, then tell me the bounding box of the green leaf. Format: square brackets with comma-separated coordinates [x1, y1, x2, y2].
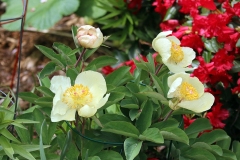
[40, 119, 47, 160]
[39, 62, 60, 80]
[36, 45, 65, 67]
[197, 129, 229, 144]
[232, 141, 240, 159]
[95, 150, 123, 160]
[34, 97, 53, 107]
[85, 56, 118, 71]
[236, 38, 240, 47]
[102, 121, 140, 138]
[15, 126, 31, 144]
[216, 137, 231, 150]
[60, 130, 72, 160]
[139, 128, 164, 144]
[163, 6, 178, 21]
[217, 149, 237, 160]
[191, 142, 223, 156]
[151, 118, 179, 129]
[2, 0, 80, 30]
[11, 144, 36, 160]
[124, 138, 143, 160]
[101, 92, 125, 109]
[185, 118, 212, 138]
[75, 0, 106, 19]
[140, 91, 167, 102]
[135, 100, 153, 133]
[0, 136, 14, 159]
[150, 74, 164, 95]
[36, 86, 54, 97]
[98, 114, 131, 125]
[203, 37, 222, 53]
[18, 92, 39, 103]
[121, 98, 139, 109]
[105, 66, 134, 86]
[202, 51, 212, 63]
[66, 68, 78, 85]
[33, 109, 48, 144]
[182, 147, 216, 160]
[160, 127, 189, 144]
[1, 128, 20, 144]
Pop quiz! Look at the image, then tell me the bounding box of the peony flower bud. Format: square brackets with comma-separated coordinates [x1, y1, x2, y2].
[76, 25, 103, 48]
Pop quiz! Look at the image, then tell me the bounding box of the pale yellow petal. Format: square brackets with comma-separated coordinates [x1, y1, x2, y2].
[50, 76, 71, 93]
[78, 105, 97, 118]
[152, 38, 171, 62]
[166, 63, 194, 73]
[178, 93, 215, 113]
[177, 47, 196, 67]
[95, 93, 110, 109]
[75, 71, 107, 95]
[51, 101, 76, 122]
[168, 77, 182, 98]
[167, 36, 181, 45]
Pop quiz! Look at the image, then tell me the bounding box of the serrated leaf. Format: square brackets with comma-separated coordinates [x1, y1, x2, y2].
[124, 138, 143, 160]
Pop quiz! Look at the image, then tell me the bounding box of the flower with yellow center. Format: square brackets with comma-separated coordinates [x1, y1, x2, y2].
[50, 71, 110, 122]
[152, 31, 196, 73]
[167, 72, 214, 113]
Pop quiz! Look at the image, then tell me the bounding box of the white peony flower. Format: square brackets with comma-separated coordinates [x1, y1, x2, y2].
[152, 31, 196, 73]
[76, 25, 103, 48]
[167, 72, 214, 113]
[50, 71, 110, 122]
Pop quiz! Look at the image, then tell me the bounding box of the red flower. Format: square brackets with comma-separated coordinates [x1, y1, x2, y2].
[206, 102, 229, 129]
[152, 0, 175, 17]
[124, 0, 143, 12]
[180, 34, 204, 54]
[223, 1, 240, 17]
[211, 49, 235, 73]
[178, 0, 216, 14]
[191, 56, 215, 83]
[160, 19, 179, 31]
[172, 26, 190, 38]
[183, 115, 196, 129]
[101, 66, 115, 75]
[147, 158, 159, 160]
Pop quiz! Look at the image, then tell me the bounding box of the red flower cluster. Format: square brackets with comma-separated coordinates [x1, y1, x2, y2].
[102, 55, 149, 75]
[124, 0, 143, 12]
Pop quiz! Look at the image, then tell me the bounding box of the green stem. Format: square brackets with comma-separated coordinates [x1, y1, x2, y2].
[74, 48, 87, 68]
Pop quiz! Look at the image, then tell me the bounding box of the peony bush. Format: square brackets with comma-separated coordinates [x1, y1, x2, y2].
[1, 0, 240, 160]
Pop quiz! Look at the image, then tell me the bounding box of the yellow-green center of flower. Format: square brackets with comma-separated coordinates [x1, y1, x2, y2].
[62, 84, 93, 109]
[170, 41, 184, 63]
[179, 82, 199, 100]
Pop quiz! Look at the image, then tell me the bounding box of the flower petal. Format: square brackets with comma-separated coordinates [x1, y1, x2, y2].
[75, 71, 107, 95]
[78, 105, 97, 118]
[95, 93, 110, 109]
[167, 36, 181, 45]
[168, 77, 182, 98]
[152, 38, 172, 62]
[51, 101, 76, 122]
[177, 47, 196, 67]
[178, 93, 215, 113]
[50, 76, 71, 93]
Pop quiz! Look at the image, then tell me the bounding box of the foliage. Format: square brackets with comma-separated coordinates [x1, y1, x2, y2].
[1, 0, 240, 160]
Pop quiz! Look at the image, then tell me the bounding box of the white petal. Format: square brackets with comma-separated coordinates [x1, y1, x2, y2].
[152, 38, 171, 61]
[50, 76, 71, 93]
[167, 77, 182, 98]
[177, 47, 196, 67]
[95, 93, 110, 109]
[51, 101, 76, 122]
[156, 31, 172, 38]
[78, 105, 97, 118]
[168, 72, 186, 87]
[53, 88, 62, 106]
[167, 36, 181, 45]
[178, 93, 215, 113]
[75, 71, 107, 95]
[165, 63, 194, 73]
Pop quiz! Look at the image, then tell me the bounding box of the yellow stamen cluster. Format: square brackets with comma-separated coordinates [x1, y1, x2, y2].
[62, 84, 92, 109]
[170, 41, 184, 63]
[179, 82, 199, 101]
